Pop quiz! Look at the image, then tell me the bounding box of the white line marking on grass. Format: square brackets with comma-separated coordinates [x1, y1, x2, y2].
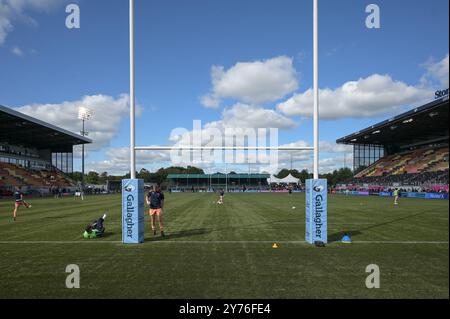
[0, 241, 122, 244]
[146, 240, 450, 245]
[352, 241, 449, 244]
[0, 240, 448, 245]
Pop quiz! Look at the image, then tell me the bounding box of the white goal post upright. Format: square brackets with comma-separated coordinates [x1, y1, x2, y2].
[313, 0, 319, 180]
[122, 0, 144, 244]
[129, 0, 136, 180]
[122, 0, 327, 245]
[305, 0, 327, 245]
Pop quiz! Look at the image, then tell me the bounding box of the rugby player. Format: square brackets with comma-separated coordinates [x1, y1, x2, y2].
[393, 188, 400, 205]
[12, 186, 31, 221]
[146, 185, 165, 237]
[217, 189, 225, 204]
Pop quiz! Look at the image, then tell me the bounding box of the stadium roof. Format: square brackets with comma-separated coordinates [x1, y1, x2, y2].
[0, 104, 92, 151]
[168, 173, 270, 179]
[336, 96, 449, 147]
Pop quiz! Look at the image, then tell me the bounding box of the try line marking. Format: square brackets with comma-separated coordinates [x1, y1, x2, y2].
[0, 240, 448, 245]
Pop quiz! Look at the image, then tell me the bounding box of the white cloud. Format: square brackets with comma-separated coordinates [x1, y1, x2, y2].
[87, 147, 171, 175]
[200, 94, 220, 109]
[201, 56, 299, 107]
[0, 3, 14, 44]
[319, 141, 353, 154]
[170, 103, 296, 148]
[14, 94, 135, 152]
[277, 74, 432, 119]
[221, 103, 296, 129]
[11, 45, 23, 56]
[421, 54, 449, 88]
[317, 157, 351, 173]
[0, 0, 67, 45]
[275, 140, 353, 171]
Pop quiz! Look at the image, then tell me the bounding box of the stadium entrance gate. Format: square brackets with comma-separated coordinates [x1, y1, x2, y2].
[122, 0, 327, 245]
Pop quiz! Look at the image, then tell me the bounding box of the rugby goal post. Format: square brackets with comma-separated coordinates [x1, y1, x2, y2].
[122, 0, 327, 245]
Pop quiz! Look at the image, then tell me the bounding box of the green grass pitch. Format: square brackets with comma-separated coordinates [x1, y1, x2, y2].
[0, 193, 448, 299]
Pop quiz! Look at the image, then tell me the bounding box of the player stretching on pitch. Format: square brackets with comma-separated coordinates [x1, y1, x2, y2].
[393, 188, 400, 205]
[146, 185, 165, 237]
[12, 186, 31, 221]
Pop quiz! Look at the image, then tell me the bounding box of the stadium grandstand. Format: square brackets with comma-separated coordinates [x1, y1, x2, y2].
[336, 94, 449, 195]
[167, 173, 271, 192]
[167, 173, 304, 193]
[0, 105, 91, 197]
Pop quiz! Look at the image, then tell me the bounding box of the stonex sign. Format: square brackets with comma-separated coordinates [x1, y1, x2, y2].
[435, 88, 449, 100]
[305, 179, 328, 244]
[122, 179, 144, 244]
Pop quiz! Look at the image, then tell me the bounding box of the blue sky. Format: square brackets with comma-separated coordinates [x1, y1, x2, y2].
[0, 0, 448, 174]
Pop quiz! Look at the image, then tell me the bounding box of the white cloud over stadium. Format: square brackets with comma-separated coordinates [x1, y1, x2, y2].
[170, 103, 296, 146]
[87, 147, 171, 175]
[201, 56, 299, 108]
[14, 94, 138, 154]
[421, 53, 449, 88]
[277, 74, 433, 119]
[277, 53, 448, 120]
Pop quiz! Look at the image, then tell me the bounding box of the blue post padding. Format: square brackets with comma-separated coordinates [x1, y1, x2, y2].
[122, 179, 145, 244]
[305, 179, 328, 244]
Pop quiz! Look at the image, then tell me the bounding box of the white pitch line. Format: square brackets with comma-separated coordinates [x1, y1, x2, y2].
[352, 241, 449, 244]
[0, 241, 122, 244]
[0, 240, 448, 245]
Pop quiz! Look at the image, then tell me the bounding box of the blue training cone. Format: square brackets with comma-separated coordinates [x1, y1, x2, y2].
[341, 234, 352, 244]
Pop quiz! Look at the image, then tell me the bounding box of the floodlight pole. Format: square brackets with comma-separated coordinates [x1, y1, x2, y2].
[78, 108, 91, 199]
[313, 0, 319, 180]
[130, 0, 136, 179]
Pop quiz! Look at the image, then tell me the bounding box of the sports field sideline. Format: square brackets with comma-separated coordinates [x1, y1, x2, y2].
[0, 193, 448, 299]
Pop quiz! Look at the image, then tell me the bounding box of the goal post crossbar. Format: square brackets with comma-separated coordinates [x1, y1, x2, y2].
[134, 146, 315, 151]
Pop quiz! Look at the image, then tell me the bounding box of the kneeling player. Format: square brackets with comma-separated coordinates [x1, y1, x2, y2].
[12, 187, 31, 221]
[147, 186, 165, 237]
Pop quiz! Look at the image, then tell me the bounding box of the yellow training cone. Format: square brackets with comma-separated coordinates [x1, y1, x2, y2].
[272, 243, 279, 249]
